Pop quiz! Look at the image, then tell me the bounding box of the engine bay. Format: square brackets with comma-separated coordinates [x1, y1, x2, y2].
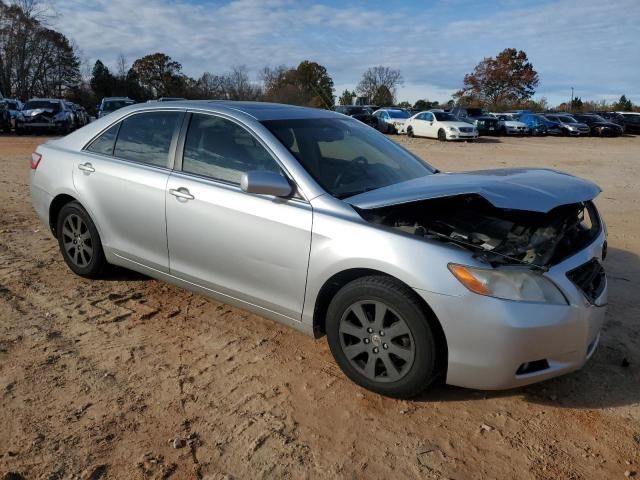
[356, 194, 601, 269]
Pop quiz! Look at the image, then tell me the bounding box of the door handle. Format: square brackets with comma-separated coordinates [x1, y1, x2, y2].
[78, 162, 95, 173]
[169, 188, 195, 201]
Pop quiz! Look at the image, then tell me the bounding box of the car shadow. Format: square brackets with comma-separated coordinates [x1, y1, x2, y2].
[475, 137, 502, 143]
[101, 265, 149, 282]
[415, 246, 640, 409]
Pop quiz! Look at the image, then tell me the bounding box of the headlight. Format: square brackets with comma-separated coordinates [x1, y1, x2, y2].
[446, 126, 458, 132]
[448, 264, 567, 304]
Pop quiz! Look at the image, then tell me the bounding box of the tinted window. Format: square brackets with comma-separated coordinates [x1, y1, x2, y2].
[182, 113, 280, 184]
[387, 110, 410, 119]
[24, 100, 61, 113]
[263, 118, 433, 198]
[434, 112, 455, 121]
[424, 113, 434, 121]
[86, 123, 120, 155]
[113, 111, 181, 167]
[103, 100, 135, 112]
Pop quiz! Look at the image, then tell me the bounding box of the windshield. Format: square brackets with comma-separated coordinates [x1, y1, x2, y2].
[387, 110, 410, 119]
[262, 118, 434, 198]
[6, 101, 18, 110]
[434, 112, 455, 121]
[342, 106, 372, 115]
[23, 100, 61, 112]
[103, 100, 134, 112]
[558, 116, 577, 123]
[621, 114, 640, 123]
[588, 115, 606, 122]
[465, 108, 484, 117]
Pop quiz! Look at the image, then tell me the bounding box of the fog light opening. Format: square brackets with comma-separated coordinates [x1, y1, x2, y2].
[516, 359, 550, 376]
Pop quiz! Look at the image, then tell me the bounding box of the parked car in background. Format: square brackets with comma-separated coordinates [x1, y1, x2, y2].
[76, 106, 90, 127]
[615, 112, 640, 134]
[0, 100, 11, 132]
[450, 107, 500, 135]
[3, 98, 23, 129]
[406, 110, 478, 141]
[491, 113, 529, 135]
[30, 101, 608, 398]
[97, 97, 136, 118]
[545, 114, 591, 136]
[518, 113, 550, 136]
[373, 108, 410, 134]
[335, 105, 378, 128]
[64, 102, 81, 130]
[157, 97, 186, 102]
[571, 114, 623, 137]
[16, 98, 74, 134]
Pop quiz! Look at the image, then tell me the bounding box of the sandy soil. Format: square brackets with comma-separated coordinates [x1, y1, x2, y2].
[1, 133, 639, 480]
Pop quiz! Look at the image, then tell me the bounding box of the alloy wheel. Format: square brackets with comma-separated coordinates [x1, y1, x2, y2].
[61, 213, 93, 267]
[338, 300, 415, 383]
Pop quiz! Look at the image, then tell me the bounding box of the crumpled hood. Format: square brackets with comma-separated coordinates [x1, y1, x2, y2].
[346, 168, 601, 213]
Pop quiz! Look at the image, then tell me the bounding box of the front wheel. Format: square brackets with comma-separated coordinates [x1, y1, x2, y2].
[326, 276, 439, 398]
[56, 201, 107, 278]
[438, 129, 447, 142]
[407, 126, 414, 138]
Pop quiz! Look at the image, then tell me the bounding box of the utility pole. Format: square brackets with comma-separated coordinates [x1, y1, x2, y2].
[570, 87, 574, 112]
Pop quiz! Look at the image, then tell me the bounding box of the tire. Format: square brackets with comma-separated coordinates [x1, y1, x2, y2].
[407, 126, 414, 138]
[326, 275, 439, 398]
[56, 201, 107, 278]
[437, 129, 447, 142]
[387, 124, 395, 134]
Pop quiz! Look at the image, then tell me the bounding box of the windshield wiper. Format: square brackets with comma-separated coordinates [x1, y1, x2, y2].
[334, 187, 377, 200]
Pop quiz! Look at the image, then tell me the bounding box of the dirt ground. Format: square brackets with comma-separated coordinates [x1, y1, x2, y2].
[1, 133, 639, 480]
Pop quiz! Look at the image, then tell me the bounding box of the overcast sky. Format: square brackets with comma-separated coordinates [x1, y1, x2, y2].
[52, 0, 640, 105]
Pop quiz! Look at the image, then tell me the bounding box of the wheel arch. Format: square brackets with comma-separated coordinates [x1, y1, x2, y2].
[312, 267, 448, 378]
[49, 193, 78, 237]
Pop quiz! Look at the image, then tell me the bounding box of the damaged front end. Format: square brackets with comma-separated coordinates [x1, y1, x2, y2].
[356, 194, 602, 270]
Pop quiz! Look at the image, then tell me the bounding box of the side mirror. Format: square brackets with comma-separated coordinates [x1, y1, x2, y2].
[240, 171, 292, 197]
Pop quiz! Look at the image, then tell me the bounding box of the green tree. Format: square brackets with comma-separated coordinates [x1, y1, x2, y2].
[614, 94, 633, 111]
[396, 101, 411, 109]
[90, 60, 115, 100]
[413, 99, 438, 110]
[262, 61, 334, 108]
[455, 48, 539, 109]
[338, 89, 355, 105]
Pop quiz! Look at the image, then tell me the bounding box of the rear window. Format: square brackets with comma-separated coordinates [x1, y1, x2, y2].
[24, 101, 61, 113]
[86, 123, 120, 156]
[113, 112, 182, 167]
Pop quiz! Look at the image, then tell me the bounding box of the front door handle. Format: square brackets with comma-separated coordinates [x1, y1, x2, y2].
[78, 162, 95, 173]
[169, 187, 195, 201]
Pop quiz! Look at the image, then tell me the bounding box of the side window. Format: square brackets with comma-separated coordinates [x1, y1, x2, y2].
[182, 113, 281, 184]
[425, 113, 434, 121]
[113, 111, 181, 167]
[86, 123, 120, 156]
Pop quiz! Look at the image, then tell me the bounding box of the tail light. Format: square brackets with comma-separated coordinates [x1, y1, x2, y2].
[31, 152, 42, 170]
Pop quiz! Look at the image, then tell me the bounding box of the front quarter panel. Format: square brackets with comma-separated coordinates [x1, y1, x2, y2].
[302, 195, 474, 326]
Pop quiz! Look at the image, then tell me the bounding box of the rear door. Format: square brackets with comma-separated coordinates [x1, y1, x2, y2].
[74, 110, 184, 271]
[165, 112, 312, 320]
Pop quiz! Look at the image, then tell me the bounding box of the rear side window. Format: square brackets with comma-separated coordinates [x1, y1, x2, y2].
[182, 113, 280, 184]
[86, 123, 120, 156]
[113, 111, 181, 167]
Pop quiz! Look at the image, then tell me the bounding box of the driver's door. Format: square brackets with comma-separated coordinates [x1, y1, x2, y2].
[423, 112, 437, 138]
[165, 112, 312, 321]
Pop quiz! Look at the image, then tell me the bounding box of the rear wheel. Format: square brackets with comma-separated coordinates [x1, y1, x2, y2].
[326, 276, 439, 398]
[56, 201, 107, 278]
[438, 129, 447, 142]
[407, 126, 414, 138]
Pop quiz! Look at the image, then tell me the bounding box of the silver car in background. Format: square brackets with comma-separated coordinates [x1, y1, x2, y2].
[30, 101, 607, 398]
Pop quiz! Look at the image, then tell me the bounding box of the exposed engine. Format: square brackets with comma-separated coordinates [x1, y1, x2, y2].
[357, 195, 601, 269]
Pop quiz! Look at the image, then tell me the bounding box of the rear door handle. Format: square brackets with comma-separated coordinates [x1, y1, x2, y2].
[78, 162, 95, 173]
[169, 187, 195, 201]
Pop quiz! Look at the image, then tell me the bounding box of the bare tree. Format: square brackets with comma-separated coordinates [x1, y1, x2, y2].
[116, 53, 128, 79]
[222, 65, 261, 101]
[356, 66, 403, 106]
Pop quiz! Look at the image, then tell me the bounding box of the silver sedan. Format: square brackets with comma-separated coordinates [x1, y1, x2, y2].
[30, 101, 607, 398]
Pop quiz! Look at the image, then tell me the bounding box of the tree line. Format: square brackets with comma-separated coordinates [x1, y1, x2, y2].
[0, 2, 636, 114]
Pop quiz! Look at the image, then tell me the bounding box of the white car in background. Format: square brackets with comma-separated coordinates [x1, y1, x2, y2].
[491, 113, 529, 135]
[406, 110, 478, 141]
[373, 108, 410, 134]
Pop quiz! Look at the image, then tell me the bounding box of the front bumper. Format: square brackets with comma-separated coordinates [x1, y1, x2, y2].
[447, 130, 478, 140]
[504, 126, 529, 135]
[416, 231, 607, 390]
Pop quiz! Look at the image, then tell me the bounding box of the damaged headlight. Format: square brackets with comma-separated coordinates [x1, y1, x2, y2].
[448, 264, 567, 304]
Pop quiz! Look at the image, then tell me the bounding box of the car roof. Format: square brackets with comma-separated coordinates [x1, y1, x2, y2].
[124, 100, 340, 121]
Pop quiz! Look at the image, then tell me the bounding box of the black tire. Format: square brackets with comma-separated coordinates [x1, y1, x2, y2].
[437, 129, 447, 142]
[387, 124, 395, 134]
[56, 201, 107, 278]
[326, 275, 439, 398]
[407, 126, 414, 138]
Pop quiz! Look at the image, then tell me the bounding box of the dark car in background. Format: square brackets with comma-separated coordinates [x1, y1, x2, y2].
[15, 98, 74, 134]
[97, 97, 136, 118]
[571, 113, 623, 137]
[450, 107, 500, 135]
[615, 112, 640, 134]
[334, 105, 378, 128]
[545, 114, 591, 136]
[0, 100, 11, 132]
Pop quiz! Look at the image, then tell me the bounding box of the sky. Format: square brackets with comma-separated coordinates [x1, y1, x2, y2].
[51, 0, 640, 106]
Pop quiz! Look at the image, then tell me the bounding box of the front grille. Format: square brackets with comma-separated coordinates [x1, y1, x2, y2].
[460, 127, 473, 133]
[567, 259, 606, 304]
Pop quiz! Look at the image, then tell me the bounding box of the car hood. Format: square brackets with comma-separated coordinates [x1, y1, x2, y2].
[502, 120, 527, 127]
[435, 121, 474, 129]
[346, 168, 601, 213]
